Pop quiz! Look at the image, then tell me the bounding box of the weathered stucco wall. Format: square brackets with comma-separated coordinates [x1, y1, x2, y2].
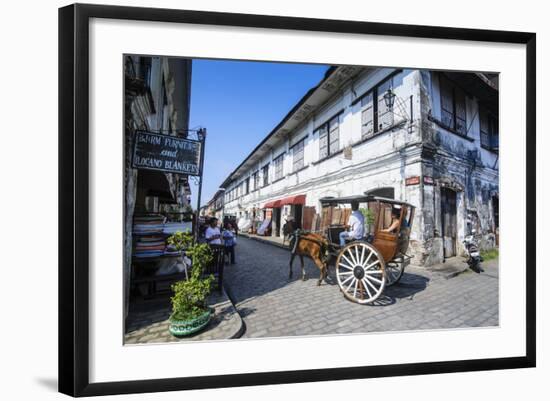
[221, 67, 498, 267]
[415, 70, 499, 265]
[124, 56, 192, 317]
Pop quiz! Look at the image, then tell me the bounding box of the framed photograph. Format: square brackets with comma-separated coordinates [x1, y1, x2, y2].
[58, 3, 536, 397]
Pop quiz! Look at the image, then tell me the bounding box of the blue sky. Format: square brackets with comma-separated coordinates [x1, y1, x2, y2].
[188, 59, 329, 208]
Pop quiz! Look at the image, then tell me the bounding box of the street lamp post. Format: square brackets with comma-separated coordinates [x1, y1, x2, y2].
[218, 187, 226, 226]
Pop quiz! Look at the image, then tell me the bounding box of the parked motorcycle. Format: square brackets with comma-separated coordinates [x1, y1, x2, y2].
[463, 230, 484, 273]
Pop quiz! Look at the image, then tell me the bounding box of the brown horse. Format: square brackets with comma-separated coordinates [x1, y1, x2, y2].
[288, 231, 330, 286]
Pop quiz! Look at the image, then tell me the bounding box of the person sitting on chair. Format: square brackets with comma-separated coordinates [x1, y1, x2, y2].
[339, 201, 364, 246]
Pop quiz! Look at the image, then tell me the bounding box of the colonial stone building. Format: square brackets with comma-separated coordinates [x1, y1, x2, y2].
[214, 66, 498, 266]
[124, 56, 192, 315]
[200, 188, 225, 220]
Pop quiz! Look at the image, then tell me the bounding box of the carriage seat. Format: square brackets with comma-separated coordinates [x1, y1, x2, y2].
[343, 234, 373, 244]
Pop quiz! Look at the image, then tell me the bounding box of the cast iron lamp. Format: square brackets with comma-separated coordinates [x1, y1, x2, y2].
[383, 88, 396, 109]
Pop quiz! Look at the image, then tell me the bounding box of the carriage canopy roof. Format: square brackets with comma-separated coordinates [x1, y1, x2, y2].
[319, 195, 415, 209]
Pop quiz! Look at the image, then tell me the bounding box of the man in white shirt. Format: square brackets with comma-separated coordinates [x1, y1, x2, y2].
[205, 217, 222, 245]
[339, 201, 365, 246]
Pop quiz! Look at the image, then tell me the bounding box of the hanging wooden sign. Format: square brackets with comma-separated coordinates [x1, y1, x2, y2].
[132, 131, 202, 176]
[405, 176, 420, 186]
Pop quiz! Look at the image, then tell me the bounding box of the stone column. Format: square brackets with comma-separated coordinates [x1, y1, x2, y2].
[123, 96, 138, 320]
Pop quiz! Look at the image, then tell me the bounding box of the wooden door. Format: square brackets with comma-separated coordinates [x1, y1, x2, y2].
[441, 188, 457, 257]
[302, 206, 316, 231]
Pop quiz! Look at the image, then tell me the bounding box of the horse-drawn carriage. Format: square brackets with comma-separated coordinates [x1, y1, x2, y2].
[289, 195, 415, 304]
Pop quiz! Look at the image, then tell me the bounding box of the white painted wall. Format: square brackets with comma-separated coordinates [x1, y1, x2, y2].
[224, 68, 421, 215]
[221, 66, 499, 266]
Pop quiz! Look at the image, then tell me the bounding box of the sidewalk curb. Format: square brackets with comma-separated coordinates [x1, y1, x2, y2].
[239, 233, 290, 250]
[423, 264, 470, 280]
[223, 284, 246, 339]
[443, 267, 469, 279]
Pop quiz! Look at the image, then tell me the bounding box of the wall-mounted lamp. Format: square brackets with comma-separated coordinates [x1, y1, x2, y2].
[383, 88, 396, 109]
[383, 88, 413, 126]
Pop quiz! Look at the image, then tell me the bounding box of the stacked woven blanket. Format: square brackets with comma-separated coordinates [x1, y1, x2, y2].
[133, 215, 166, 235]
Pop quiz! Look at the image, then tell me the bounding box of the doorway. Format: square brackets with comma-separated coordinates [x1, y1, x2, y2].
[273, 207, 282, 237]
[492, 195, 499, 230]
[441, 187, 458, 258]
[492, 195, 499, 246]
[293, 204, 303, 230]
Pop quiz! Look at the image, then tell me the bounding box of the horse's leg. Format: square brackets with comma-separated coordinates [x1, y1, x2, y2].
[300, 255, 306, 281]
[289, 253, 295, 279]
[312, 255, 326, 286]
[323, 262, 330, 283]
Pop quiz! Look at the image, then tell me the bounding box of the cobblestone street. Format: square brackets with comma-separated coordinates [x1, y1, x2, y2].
[225, 237, 499, 338]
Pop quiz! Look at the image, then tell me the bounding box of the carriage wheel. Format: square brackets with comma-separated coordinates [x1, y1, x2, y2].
[385, 258, 405, 287]
[336, 242, 386, 304]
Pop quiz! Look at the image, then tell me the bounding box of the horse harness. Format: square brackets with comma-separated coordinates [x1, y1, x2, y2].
[290, 230, 330, 263]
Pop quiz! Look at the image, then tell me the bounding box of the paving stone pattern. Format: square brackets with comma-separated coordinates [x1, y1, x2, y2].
[225, 237, 499, 338]
[124, 289, 243, 344]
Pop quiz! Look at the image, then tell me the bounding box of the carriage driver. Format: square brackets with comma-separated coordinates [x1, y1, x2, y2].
[339, 201, 365, 246]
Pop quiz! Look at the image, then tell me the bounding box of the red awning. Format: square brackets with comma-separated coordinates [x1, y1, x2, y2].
[263, 194, 306, 209]
[280, 194, 306, 206]
[263, 200, 282, 209]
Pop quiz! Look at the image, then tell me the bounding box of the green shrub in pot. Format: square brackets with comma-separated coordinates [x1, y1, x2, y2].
[167, 233, 214, 336]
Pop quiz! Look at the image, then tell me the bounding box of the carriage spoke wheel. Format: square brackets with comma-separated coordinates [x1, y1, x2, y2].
[336, 242, 385, 304]
[385, 258, 405, 287]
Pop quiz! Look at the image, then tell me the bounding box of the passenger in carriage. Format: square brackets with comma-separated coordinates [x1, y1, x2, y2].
[381, 208, 401, 233]
[339, 201, 365, 246]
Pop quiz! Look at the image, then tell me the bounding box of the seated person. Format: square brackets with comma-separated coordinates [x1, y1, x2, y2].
[339, 201, 364, 246]
[381, 208, 401, 233]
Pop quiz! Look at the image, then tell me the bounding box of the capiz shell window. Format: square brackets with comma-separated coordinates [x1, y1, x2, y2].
[273, 153, 284, 180]
[292, 138, 305, 172]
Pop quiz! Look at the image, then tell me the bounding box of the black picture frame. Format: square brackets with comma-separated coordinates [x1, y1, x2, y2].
[59, 3, 536, 397]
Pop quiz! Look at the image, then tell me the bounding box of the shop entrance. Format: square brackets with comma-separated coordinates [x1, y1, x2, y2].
[293, 204, 303, 229]
[273, 207, 282, 237]
[441, 187, 458, 258]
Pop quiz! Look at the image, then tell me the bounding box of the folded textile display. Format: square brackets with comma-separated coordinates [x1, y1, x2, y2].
[133, 225, 164, 234]
[238, 218, 252, 232]
[133, 214, 166, 234]
[132, 215, 193, 259]
[257, 219, 271, 235]
[133, 250, 165, 258]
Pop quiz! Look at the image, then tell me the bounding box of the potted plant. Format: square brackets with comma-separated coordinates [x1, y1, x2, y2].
[167, 233, 214, 337]
[166, 230, 192, 277]
[360, 207, 376, 234]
